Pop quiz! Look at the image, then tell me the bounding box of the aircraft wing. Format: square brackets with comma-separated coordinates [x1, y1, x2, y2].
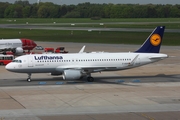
[55, 65, 116, 73]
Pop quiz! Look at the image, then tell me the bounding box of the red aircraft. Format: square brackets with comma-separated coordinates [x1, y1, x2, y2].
[0, 38, 37, 55]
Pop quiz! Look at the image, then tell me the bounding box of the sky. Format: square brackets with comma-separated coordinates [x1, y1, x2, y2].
[0, 0, 179, 5]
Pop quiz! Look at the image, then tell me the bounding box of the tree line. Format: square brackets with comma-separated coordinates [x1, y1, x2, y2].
[0, 1, 180, 18]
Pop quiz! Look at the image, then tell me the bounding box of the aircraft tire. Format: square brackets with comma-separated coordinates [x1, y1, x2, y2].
[87, 77, 94, 82]
[27, 78, 31, 82]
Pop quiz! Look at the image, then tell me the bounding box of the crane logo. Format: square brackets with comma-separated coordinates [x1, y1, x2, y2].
[150, 34, 161, 46]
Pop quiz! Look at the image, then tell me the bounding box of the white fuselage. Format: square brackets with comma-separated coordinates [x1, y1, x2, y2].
[6, 52, 168, 73]
[0, 39, 22, 50]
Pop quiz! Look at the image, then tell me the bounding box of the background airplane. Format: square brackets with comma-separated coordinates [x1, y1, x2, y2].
[5, 26, 168, 82]
[0, 38, 37, 55]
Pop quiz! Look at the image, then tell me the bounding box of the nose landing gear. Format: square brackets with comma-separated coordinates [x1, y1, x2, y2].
[27, 73, 31, 82]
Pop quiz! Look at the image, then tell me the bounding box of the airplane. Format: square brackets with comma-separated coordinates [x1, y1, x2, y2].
[0, 38, 37, 55]
[5, 26, 168, 82]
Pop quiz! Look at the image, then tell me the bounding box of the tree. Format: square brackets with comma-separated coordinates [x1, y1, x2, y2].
[14, 4, 23, 17]
[37, 5, 49, 18]
[133, 5, 148, 18]
[30, 4, 38, 18]
[121, 5, 134, 18]
[60, 5, 68, 17]
[0, 2, 10, 18]
[4, 4, 15, 18]
[14, 0, 29, 6]
[37, 2, 60, 18]
[103, 4, 113, 18]
[1, 2, 180, 18]
[109, 4, 123, 18]
[22, 5, 31, 18]
[88, 4, 104, 18]
[169, 5, 180, 17]
[63, 11, 80, 18]
[147, 4, 157, 18]
[48, 5, 60, 18]
[76, 2, 91, 18]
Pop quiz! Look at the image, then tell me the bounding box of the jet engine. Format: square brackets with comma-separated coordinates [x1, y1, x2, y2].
[62, 70, 82, 80]
[12, 47, 24, 54]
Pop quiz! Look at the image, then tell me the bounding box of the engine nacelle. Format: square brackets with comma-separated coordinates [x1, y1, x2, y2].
[15, 47, 23, 54]
[62, 70, 82, 80]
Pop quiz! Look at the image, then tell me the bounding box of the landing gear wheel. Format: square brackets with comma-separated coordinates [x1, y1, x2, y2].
[27, 73, 32, 82]
[80, 76, 84, 80]
[87, 77, 94, 82]
[27, 78, 31, 82]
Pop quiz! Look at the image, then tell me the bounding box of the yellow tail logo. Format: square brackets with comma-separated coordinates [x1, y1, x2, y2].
[150, 34, 161, 46]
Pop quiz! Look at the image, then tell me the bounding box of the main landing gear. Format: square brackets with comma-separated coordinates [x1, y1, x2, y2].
[86, 73, 94, 82]
[27, 73, 31, 82]
[87, 77, 94, 82]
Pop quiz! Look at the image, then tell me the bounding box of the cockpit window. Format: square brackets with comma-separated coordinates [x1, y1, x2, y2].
[12, 60, 22, 63]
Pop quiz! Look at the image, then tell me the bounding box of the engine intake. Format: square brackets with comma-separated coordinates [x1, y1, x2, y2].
[62, 70, 82, 80]
[12, 47, 24, 55]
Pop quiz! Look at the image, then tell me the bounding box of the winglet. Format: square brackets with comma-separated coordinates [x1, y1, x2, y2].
[135, 26, 165, 53]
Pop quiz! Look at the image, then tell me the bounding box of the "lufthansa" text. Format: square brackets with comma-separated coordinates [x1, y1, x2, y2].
[34, 56, 63, 60]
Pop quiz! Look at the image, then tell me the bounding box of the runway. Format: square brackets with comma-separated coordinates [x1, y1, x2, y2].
[0, 42, 180, 119]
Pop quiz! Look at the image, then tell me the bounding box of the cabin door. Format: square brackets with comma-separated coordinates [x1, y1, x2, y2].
[28, 56, 33, 67]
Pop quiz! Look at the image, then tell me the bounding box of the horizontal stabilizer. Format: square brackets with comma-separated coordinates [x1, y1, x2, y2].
[149, 54, 168, 59]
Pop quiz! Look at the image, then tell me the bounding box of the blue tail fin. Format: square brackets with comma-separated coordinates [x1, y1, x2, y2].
[135, 26, 165, 53]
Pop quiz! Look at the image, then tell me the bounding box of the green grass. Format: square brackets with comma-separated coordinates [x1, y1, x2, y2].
[1, 18, 180, 29]
[0, 28, 180, 45]
[49, 23, 180, 29]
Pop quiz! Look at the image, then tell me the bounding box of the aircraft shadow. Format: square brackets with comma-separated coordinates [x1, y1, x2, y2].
[94, 74, 180, 83]
[12, 74, 180, 86]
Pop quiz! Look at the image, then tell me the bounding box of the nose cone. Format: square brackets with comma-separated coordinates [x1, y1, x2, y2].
[32, 40, 37, 47]
[20, 38, 37, 50]
[5, 63, 14, 72]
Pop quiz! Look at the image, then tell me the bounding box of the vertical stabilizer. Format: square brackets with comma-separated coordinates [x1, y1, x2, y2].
[135, 26, 165, 53]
